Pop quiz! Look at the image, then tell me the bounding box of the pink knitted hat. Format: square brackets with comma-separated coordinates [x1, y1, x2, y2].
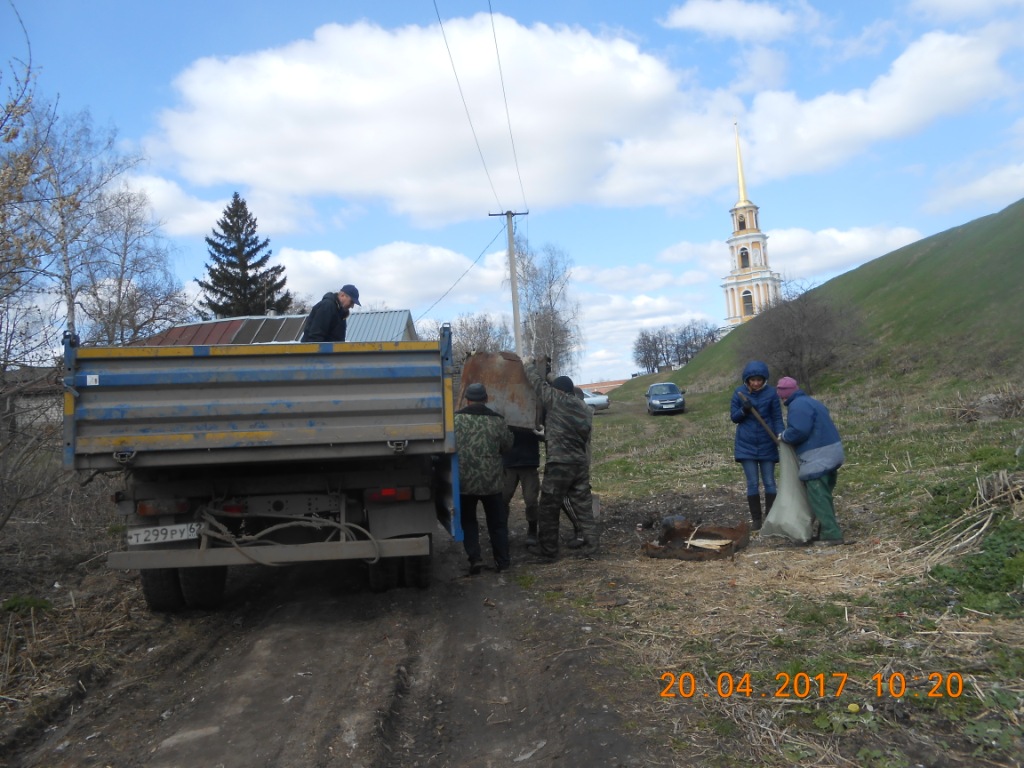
[776, 377, 798, 397]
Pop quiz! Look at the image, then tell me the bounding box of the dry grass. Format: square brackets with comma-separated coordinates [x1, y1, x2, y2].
[901, 470, 1024, 574]
[0, 473, 129, 744]
[521, 475, 1024, 767]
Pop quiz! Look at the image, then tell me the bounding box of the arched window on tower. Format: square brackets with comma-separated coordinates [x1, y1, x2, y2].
[742, 290, 754, 317]
[739, 248, 750, 269]
[738, 214, 746, 231]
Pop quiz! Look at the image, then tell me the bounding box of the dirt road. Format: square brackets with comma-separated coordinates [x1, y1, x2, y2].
[4, 528, 661, 768]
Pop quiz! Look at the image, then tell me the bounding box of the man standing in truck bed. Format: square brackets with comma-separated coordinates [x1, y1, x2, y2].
[523, 359, 599, 559]
[300, 284, 360, 342]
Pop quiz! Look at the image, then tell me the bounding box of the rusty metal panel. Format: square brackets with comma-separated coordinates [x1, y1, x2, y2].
[458, 351, 540, 430]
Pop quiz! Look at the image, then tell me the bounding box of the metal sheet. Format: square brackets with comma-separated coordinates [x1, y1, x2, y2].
[457, 351, 540, 430]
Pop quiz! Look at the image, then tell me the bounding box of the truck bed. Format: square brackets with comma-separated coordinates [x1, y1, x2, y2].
[63, 338, 456, 472]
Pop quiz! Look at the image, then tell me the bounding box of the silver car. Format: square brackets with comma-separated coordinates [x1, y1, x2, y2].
[645, 383, 686, 414]
[581, 388, 610, 411]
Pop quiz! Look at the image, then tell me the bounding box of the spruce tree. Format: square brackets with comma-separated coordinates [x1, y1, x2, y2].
[196, 192, 293, 318]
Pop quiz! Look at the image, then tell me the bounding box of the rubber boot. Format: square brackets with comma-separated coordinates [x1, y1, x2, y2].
[764, 493, 777, 516]
[747, 494, 763, 531]
[526, 520, 538, 546]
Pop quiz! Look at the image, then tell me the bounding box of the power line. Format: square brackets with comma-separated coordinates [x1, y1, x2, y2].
[433, 0, 503, 212]
[414, 223, 507, 323]
[488, 1, 529, 213]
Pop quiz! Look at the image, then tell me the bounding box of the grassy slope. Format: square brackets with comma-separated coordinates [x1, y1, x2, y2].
[816, 197, 1024, 382]
[572, 199, 1024, 766]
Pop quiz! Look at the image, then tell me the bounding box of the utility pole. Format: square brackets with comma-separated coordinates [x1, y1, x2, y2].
[489, 210, 528, 355]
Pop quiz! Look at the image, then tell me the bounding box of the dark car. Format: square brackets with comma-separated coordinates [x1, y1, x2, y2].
[645, 382, 686, 415]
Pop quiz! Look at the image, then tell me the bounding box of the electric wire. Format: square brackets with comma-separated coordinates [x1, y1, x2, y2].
[422, 3, 532, 336]
[488, 0, 529, 213]
[414, 223, 507, 324]
[433, 0, 503, 212]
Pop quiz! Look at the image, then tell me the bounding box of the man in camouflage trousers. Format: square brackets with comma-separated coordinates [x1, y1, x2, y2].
[523, 359, 599, 559]
[455, 383, 514, 574]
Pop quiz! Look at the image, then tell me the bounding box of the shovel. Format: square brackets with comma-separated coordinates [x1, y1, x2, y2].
[737, 392, 814, 543]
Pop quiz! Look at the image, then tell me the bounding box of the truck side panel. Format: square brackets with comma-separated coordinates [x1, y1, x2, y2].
[64, 341, 455, 471]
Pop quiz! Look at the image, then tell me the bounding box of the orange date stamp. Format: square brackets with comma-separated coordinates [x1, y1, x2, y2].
[659, 671, 965, 699]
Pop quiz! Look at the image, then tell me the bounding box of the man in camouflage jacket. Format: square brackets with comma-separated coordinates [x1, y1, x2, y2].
[524, 359, 599, 559]
[455, 383, 514, 573]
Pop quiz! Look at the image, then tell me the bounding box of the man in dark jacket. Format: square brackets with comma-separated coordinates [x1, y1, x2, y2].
[455, 383, 514, 574]
[503, 428, 542, 544]
[523, 359, 598, 559]
[776, 377, 849, 545]
[300, 284, 360, 342]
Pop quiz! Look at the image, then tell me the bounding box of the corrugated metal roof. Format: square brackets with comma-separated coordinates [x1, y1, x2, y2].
[346, 310, 417, 343]
[139, 310, 417, 346]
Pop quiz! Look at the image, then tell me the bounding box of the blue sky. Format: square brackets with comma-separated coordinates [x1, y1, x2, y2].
[4, 0, 1023, 384]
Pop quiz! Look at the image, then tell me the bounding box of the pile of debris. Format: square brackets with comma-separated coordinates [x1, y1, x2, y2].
[641, 515, 750, 561]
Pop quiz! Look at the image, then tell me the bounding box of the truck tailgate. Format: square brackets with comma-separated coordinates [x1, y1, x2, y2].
[64, 341, 455, 471]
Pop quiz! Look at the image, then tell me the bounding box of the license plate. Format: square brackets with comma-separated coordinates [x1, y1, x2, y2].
[126, 522, 201, 546]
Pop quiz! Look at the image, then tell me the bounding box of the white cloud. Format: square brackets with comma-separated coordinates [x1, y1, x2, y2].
[152, 15, 684, 227]
[731, 46, 788, 93]
[661, 0, 808, 43]
[129, 175, 226, 236]
[923, 162, 1024, 213]
[657, 240, 724, 267]
[746, 30, 1014, 179]
[767, 225, 921, 278]
[278, 242, 509, 319]
[142, 16, 1017, 238]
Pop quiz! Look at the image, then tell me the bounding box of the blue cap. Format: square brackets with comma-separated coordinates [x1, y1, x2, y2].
[340, 284, 360, 305]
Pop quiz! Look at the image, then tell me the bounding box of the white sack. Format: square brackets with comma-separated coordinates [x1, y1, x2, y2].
[760, 443, 814, 543]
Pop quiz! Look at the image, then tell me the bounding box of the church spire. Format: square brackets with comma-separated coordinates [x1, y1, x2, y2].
[721, 124, 781, 328]
[734, 122, 750, 207]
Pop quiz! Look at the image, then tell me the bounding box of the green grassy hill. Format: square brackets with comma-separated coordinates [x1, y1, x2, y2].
[614, 196, 1024, 401]
[816, 196, 1024, 380]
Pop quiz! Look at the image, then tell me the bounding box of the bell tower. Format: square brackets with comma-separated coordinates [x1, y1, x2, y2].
[721, 124, 781, 327]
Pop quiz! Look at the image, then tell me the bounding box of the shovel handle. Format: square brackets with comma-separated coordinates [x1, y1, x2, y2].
[738, 392, 780, 445]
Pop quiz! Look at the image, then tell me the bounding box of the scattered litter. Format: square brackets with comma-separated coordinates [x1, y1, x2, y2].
[514, 740, 547, 762]
[642, 516, 750, 561]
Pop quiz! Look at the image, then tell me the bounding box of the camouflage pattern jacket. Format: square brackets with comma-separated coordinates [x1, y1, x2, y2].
[525, 363, 592, 465]
[454, 403, 514, 495]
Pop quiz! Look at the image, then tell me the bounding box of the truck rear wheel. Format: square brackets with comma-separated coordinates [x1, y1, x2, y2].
[402, 554, 432, 589]
[140, 568, 186, 612]
[367, 558, 399, 593]
[179, 566, 228, 609]
[401, 535, 433, 589]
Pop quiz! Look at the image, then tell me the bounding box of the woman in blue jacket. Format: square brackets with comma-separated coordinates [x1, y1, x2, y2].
[730, 361, 785, 530]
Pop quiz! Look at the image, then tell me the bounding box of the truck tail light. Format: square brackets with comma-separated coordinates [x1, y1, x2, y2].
[136, 499, 190, 517]
[366, 487, 413, 503]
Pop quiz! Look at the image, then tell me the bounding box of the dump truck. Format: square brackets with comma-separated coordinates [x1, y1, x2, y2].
[62, 326, 458, 611]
